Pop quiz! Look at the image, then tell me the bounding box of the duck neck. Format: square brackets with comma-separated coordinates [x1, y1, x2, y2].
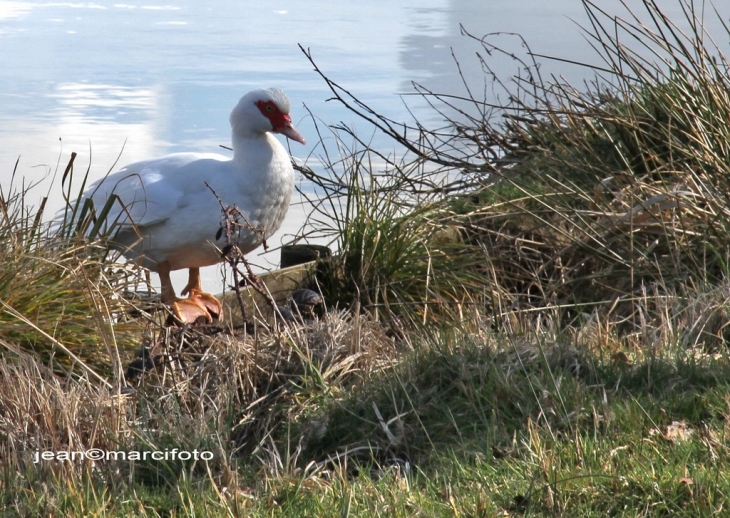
[231, 130, 273, 162]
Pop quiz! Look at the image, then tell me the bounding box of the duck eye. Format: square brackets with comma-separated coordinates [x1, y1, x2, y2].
[266, 105, 273, 112]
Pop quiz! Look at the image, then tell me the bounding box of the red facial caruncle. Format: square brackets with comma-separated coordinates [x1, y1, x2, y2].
[256, 99, 306, 144]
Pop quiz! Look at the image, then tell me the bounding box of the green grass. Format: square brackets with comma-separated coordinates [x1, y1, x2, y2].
[299, 0, 730, 333]
[0, 153, 144, 377]
[3, 326, 730, 516]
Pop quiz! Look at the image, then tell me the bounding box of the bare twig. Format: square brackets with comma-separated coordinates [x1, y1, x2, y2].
[205, 182, 279, 324]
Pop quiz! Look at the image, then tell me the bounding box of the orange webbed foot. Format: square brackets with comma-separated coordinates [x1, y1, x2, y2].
[187, 289, 223, 322]
[159, 266, 223, 326]
[168, 291, 223, 325]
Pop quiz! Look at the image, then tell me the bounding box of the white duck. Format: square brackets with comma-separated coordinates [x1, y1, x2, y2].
[84, 88, 305, 324]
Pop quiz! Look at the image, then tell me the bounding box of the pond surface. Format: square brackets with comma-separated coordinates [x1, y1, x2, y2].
[0, 0, 727, 291]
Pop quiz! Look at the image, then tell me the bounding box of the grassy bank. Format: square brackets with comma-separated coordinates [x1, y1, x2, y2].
[4, 0, 730, 515]
[3, 312, 730, 516]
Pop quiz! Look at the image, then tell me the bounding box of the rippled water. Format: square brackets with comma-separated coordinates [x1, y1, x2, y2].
[1, 0, 727, 291]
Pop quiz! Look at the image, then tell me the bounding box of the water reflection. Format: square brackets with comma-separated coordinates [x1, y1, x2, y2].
[0, 2, 31, 20]
[398, 1, 730, 126]
[2, 0, 729, 294]
[7, 83, 162, 215]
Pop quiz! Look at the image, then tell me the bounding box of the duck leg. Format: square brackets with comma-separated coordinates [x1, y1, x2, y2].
[158, 264, 222, 324]
[180, 267, 223, 321]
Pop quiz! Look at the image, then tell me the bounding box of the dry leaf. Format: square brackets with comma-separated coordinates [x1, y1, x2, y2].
[650, 420, 694, 442]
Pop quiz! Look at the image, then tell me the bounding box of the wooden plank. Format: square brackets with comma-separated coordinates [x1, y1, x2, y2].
[218, 260, 318, 325]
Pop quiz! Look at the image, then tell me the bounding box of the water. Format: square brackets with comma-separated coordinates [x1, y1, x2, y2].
[1, 0, 727, 293]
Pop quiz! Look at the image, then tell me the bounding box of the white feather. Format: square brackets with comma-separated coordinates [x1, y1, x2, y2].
[75, 88, 303, 273]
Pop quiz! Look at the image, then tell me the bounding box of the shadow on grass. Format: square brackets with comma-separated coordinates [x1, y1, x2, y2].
[284, 332, 730, 515]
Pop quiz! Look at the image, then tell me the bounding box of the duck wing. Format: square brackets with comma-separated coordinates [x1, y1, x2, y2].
[87, 152, 229, 232]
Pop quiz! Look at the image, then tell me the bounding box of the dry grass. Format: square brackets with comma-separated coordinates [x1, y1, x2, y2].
[0, 306, 401, 515]
[296, 126, 490, 326]
[299, 0, 730, 345]
[123, 309, 398, 455]
[0, 162, 146, 377]
[0, 307, 397, 455]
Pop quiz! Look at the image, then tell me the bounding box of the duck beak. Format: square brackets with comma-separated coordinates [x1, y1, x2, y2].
[277, 115, 306, 145]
